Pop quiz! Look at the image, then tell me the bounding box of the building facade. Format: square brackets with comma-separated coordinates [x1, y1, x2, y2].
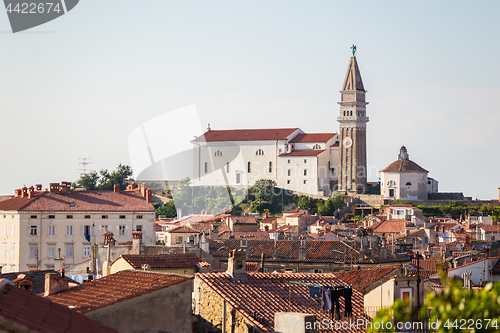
[0, 182, 155, 273]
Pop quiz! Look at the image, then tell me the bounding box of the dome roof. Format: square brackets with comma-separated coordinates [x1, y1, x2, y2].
[380, 146, 428, 173]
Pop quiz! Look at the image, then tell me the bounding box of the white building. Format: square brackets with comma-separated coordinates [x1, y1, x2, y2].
[380, 146, 437, 200]
[0, 182, 155, 273]
[191, 128, 339, 196]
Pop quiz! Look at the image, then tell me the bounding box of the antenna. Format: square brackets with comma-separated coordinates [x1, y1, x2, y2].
[78, 158, 94, 176]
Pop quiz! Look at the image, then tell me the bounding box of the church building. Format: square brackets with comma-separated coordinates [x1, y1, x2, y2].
[191, 50, 369, 196]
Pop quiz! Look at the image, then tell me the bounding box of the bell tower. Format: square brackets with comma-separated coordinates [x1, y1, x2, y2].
[338, 45, 369, 193]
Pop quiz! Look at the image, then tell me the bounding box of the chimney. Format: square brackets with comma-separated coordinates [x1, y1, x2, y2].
[60, 182, 70, 193]
[28, 186, 35, 199]
[21, 186, 27, 198]
[264, 212, 269, 218]
[227, 249, 247, 279]
[49, 183, 59, 193]
[44, 272, 69, 296]
[177, 208, 182, 220]
[14, 189, 22, 197]
[35, 184, 42, 191]
[210, 223, 219, 240]
[299, 237, 307, 260]
[104, 232, 116, 246]
[240, 238, 249, 258]
[145, 189, 152, 202]
[132, 231, 143, 255]
[113, 184, 120, 193]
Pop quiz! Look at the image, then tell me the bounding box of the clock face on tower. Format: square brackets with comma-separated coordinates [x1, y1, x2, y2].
[343, 137, 353, 148]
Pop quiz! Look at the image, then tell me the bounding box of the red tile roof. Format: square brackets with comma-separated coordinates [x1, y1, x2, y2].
[193, 128, 300, 142]
[0, 281, 118, 332]
[280, 149, 326, 157]
[167, 225, 200, 234]
[218, 230, 270, 240]
[118, 253, 203, 269]
[478, 225, 500, 232]
[411, 259, 439, 272]
[333, 266, 399, 293]
[230, 216, 258, 225]
[372, 220, 409, 234]
[196, 272, 364, 333]
[1, 269, 79, 294]
[380, 159, 428, 173]
[0, 189, 154, 212]
[47, 270, 192, 313]
[283, 208, 309, 214]
[259, 216, 278, 223]
[190, 220, 231, 235]
[289, 133, 336, 143]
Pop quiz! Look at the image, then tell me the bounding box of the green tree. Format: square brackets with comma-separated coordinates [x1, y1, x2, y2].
[369, 272, 500, 333]
[318, 193, 345, 216]
[73, 171, 99, 190]
[73, 164, 133, 191]
[155, 201, 176, 218]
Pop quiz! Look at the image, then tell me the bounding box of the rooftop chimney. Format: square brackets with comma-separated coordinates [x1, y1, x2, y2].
[227, 249, 247, 279]
[14, 189, 22, 197]
[21, 186, 27, 198]
[299, 237, 307, 260]
[132, 231, 143, 254]
[210, 223, 219, 240]
[60, 182, 70, 193]
[145, 189, 152, 202]
[35, 184, 42, 191]
[113, 184, 120, 193]
[264, 212, 269, 218]
[49, 183, 59, 193]
[28, 186, 35, 199]
[44, 272, 69, 296]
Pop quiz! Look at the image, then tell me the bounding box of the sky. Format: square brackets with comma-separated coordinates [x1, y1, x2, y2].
[0, 0, 499, 199]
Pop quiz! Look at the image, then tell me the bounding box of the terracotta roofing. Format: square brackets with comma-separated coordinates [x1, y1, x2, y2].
[259, 216, 278, 223]
[193, 128, 300, 142]
[167, 225, 200, 234]
[372, 220, 409, 234]
[196, 272, 364, 333]
[491, 259, 500, 274]
[230, 216, 258, 225]
[330, 142, 339, 148]
[289, 133, 336, 143]
[47, 270, 192, 313]
[0, 270, 79, 294]
[333, 266, 399, 294]
[0, 281, 118, 332]
[380, 159, 428, 173]
[342, 56, 365, 91]
[478, 225, 500, 232]
[0, 189, 154, 212]
[286, 213, 304, 218]
[279, 149, 326, 157]
[283, 208, 309, 214]
[208, 239, 375, 263]
[117, 253, 203, 269]
[408, 269, 437, 280]
[218, 231, 270, 240]
[190, 220, 231, 235]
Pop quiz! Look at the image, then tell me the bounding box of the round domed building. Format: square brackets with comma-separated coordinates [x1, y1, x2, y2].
[380, 146, 437, 200]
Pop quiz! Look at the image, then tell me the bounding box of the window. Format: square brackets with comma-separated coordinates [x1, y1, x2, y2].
[69, 203, 75, 207]
[48, 215, 55, 219]
[102, 215, 108, 219]
[48, 225, 55, 236]
[406, 182, 412, 186]
[312, 144, 321, 149]
[304, 159, 307, 164]
[343, 111, 346, 116]
[304, 180, 307, 184]
[30, 225, 38, 236]
[204, 162, 208, 173]
[287, 180, 291, 184]
[269, 161, 272, 173]
[400, 288, 412, 302]
[388, 180, 396, 186]
[119, 215, 126, 219]
[389, 189, 395, 197]
[47, 245, 55, 258]
[10, 245, 14, 258]
[236, 173, 241, 184]
[2, 225, 5, 236]
[66, 215, 73, 219]
[65, 245, 73, 257]
[31, 215, 37, 219]
[214, 150, 222, 157]
[119, 225, 126, 236]
[1, 244, 5, 258]
[84, 215, 91, 219]
[29, 245, 38, 258]
[346, 128, 349, 137]
[66, 225, 73, 236]
[304, 169, 307, 176]
[136, 215, 143, 219]
[136, 225, 143, 232]
[428, 180, 431, 184]
[84, 225, 91, 236]
[256, 149, 264, 156]
[175, 236, 183, 244]
[226, 162, 229, 173]
[247, 162, 251, 173]
[288, 159, 291, 164]
[11, 225, 14, 236]
[83, 245, 91, 258]
[310, 269, 323, 273]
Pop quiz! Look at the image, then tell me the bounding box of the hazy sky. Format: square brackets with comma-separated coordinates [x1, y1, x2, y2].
[0, 0, 499, 199]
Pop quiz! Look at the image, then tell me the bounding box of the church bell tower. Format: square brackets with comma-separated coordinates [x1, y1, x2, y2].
[338, 46, 369, 193]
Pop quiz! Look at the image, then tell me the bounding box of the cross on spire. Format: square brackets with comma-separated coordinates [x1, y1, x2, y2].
[351, 44, 357, 57]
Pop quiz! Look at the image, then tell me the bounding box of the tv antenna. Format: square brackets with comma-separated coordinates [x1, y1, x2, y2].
[78, 158, 94, 176]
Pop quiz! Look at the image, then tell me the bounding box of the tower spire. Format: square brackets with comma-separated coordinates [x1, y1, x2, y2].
[342, 55, 365, 92]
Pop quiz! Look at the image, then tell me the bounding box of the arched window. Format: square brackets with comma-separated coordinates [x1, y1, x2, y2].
[388, 180, 396, 186]
[269, 161, 272, 173]
[350, 110, 353, 116]
[248, 162, 251, 173]
[343, 111, 346, 116]
[406, 182, 412, 186]
[346, 128, 349, 137]
[256, 149, 264, 156]
[214, 150, 222, 157]
[312, 144, 321, 149]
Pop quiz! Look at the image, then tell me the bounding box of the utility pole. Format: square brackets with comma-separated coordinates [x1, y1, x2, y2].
[78, 158, 94, 176]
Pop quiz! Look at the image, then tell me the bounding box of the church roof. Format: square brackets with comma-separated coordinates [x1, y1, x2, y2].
[279, 150, 326, 157]
[380, 159, 428, 173]
[342, 56, 365, 91]
[193, 128, 299, 142]
[289, 133, 336, 143]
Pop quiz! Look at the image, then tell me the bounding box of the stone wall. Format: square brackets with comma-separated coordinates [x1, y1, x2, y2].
[195, 279, 260, 333]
